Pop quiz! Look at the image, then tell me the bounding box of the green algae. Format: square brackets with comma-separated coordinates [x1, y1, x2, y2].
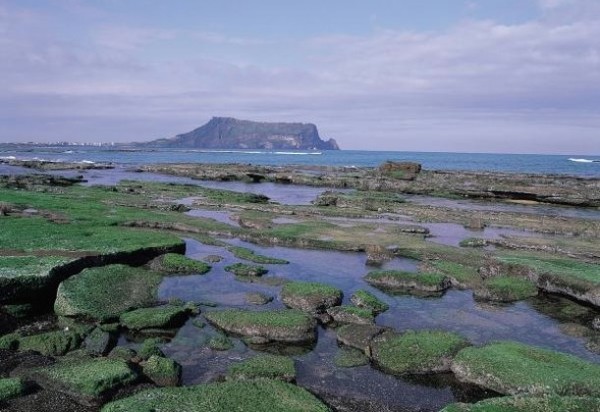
[452, 341, 600, 396]
[160, 253, 211, 274]
[227, 354, 295, 381]
[224, 262, 268, 277]
[54, 264, 163, 322]
[334, 347, 369, 368]
[101, 379, 330, 412]
[372, 330, 469, 375]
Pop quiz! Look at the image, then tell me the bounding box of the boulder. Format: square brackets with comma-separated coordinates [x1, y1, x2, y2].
[142, 355, 181, 387]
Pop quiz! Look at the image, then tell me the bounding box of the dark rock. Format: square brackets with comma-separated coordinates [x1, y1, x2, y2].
[84, 328, 114, 356]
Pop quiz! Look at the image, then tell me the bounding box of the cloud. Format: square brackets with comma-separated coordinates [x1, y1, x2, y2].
[0, 1, 599, 153]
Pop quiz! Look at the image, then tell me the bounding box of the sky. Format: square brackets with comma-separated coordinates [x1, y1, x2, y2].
[1, 0, 599, 154]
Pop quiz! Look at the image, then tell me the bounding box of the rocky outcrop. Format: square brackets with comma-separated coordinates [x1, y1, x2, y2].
[144, 117, 340, 150]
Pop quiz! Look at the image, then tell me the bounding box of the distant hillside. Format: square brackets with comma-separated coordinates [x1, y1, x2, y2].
[144, 117, 339, 150]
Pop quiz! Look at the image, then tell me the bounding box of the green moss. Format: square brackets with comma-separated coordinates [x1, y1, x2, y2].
[372, 330, 469, 375]
[227, 354, 295, 381]
[205, 309, 316, 343]
[161, 253, 211, 274]
[365, 270, 450, 294]
[281, 281, 343, 313]
[452, 341, 600, 396]
[35, 357, 137, 398]
[138, 338, 165, 360]
[54, 264, 163, 322]
[143, 355, 181, 387]
[0, 378, 26, 402]
[17, 329, 83, 356]
[327, 305, 374, 324]
[477, 276, 538, 302]
[441, 395, 600, 412]
[119, 305, 189, 330]
[0, 333, 19, 350]
[224, 262, 268, 277]
[334, 347, 369, 368]
[101, 379, 330, 412]
[228, 246, 289, 264]
[431, 260, 480, 286]
[350, 290, 389, 314]
[207, 334, 234, 351]
[498, 253, 600, 285]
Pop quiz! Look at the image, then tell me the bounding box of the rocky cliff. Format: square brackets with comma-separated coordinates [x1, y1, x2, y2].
[146, 117, 339, 150]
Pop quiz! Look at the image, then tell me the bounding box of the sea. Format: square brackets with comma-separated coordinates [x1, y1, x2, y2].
[1, 145, 599, 177]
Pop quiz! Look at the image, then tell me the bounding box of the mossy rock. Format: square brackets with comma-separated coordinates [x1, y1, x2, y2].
[33, 357, 137, 400]
[227, 354, 295, 382]
[138, 338, 165, 360]
[224, 263, 268, 277]
[17, 329, 83, 356]
[119, 305, 190, 330]
[473, 276, 538, 302]
[158, 253, 211, 274]
[108, 346, 137, 362]
[334, 347, 369, 368]
[246, 292, 273, 305]
[326, 305, 374, 325]
[350, 290, 389, 314]
[143, 355, 181, 387]
[0, 378, 26, 402]
[205, 309, 316, 344]
[0, 333, 19, 350]
[228, 246, 289, 264]
[101, 379, 330, 412]
[54, 264, 163, 322]
[365, 270, 451, 296]
[372, 330, 469, 375]
[441, 395, 600, 411]
[207, 334, 234, 351]
[451, 341, 600, 396]
[281, 281, 343, 314]
[459, 238, 488, 248]
[336, 324, 386, 355]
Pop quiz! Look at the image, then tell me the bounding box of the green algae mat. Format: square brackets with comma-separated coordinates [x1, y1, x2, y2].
[452, 341, 600, 396]
[101, 379, 330, 412]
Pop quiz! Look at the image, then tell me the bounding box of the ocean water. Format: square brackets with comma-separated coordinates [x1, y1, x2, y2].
[1, 145, 599, 177]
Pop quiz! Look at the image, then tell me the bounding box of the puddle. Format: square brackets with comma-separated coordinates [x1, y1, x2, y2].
[422, 222, 533, 247]
[272, 217, 302, 224]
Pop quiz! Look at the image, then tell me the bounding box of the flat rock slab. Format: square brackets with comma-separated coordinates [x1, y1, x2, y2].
[119, 305, 190, 330]
[205, 309, 317, 344]
[364, 270, 451, 296]
[451, 341, 600, 396]
[326, 306, 374, 325]
[336, 324, 386, 355]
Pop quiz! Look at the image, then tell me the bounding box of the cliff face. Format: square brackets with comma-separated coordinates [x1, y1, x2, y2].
[147, 117, 339, 150]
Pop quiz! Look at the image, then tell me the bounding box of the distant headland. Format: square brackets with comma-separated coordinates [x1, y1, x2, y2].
[139, 117, 340, 150]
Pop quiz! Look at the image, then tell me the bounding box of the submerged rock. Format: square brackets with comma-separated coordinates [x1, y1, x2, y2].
[224, 263, 268, 277]
[205, 309, 316, 344]
[333, 347, 369, 368]
[326, 305, 374, 325]
[150, 253, 211, 274]
[451, 341, 600, 396]
[245, 292, 273, 305]
[336, 324, 386, 355]
[281, 281, 343, 314]
[226, 354, 295, 382]
[101, 379, 331, 412]
[84, 327, 114, 356]
[371, 330, 469, 375]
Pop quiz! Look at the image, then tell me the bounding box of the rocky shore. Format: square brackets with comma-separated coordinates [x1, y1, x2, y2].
[0, 163, 599, 411]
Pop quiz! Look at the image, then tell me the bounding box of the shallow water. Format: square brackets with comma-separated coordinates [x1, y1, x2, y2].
[151, 238, 600, 411]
